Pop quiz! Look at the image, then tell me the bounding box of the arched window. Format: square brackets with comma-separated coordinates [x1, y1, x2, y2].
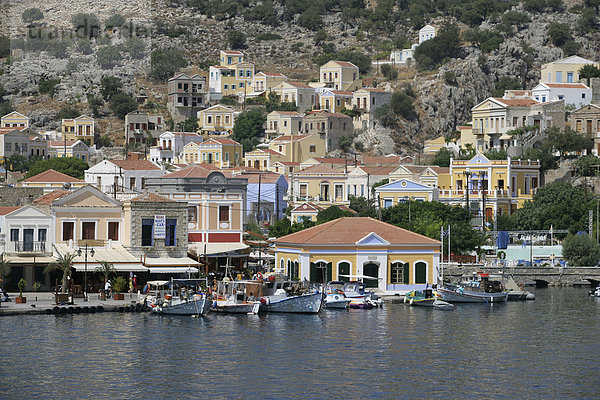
[280, 259, 284, 271]
[293, 261, 299, 280]
[363, 263, 379, 288]
[391, 262, 409, 284]
[287, 260, 292, 278]
[310, 261, 331, 283]
[338, 262, 350, 283]
[414, 262, 427, 284]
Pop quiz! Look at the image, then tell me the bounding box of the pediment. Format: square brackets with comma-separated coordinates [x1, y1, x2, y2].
[356, 232, 389, 246]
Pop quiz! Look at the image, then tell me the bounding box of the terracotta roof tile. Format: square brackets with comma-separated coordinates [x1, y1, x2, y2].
[275, 217, 440, 245]
[297, 164, 342, 174]
[203, 138, 240, 145]
[131, 192, 175, 202]
[0, 206, 22, 215]
[329, 61, 358, 68]
[362, 155, 401, 165]
[23, 169, 84, 183]
[272, 135, 309, 142]
[544, 83, 588, 89]
[493, 98, 539, 107]
[49, 140, 79, 147]
[286, 81, 312, 88]
[111, 160, 161, 170]
[238, 172, 284, 184]
[162, 164, 218, 178]
[33, 190, 70, 205]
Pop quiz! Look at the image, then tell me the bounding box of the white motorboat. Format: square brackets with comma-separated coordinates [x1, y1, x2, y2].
[589, 286, 600, 297]
[324, 281, 350, 309]
[147, 279, 212, 316]
[258, 275, 323, 313]
[211, 280, 261, 314]
[341, 281, 383, 309]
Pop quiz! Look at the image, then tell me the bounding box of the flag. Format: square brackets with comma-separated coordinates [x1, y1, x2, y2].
[441, 227, 450, 237]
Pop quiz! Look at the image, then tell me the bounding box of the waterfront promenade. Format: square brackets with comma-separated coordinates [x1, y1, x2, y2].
[0, 291, 144, 315]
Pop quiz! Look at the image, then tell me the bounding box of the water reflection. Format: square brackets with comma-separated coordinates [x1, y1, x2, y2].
[1, 288, 599, 399]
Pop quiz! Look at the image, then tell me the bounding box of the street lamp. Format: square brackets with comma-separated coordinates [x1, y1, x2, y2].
[78, 244, 95, 302]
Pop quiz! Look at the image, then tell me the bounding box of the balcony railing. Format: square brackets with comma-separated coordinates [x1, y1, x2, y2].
[438, 188, 536, 199]
[11, 241, 47, 254]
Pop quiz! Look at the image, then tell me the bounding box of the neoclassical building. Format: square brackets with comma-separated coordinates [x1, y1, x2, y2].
[274, 217, 441, 294]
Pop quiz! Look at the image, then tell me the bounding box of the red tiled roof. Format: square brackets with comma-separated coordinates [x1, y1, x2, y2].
[131, 192, 175, 202]
[330, 61, 358, 68]
[261, 148, 283, 155]
[238, 172, 284, 184]
[359, 165, 397, 175]
[493, 98, 539, 107]
[272, 111, 301, 116]
[49, 140, 79, 147]
[314, 157, 350, 164]
[111, 160, 161, 170]
[275, 217, 440, 245]
[327, 90, 353, 96]
[222, 50, 244, 55]
[33, 190, 70, 205]
[544, 83, 588, 89]
[162, 164, 219, 178]
[359, 88, 387, 93]
[297, 164, 342, 175]
[286, 81, 312, 88]
[23, 169, 84, 183]
[259, 72, 286, 77]
[292, 202, 323, 212]
[0, 206, 22, 215]
[275, 161, 300, 166]
[362, 155, 401, 165]
[305, 110, 351, 119]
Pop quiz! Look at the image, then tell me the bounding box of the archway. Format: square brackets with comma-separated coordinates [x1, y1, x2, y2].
[310, 261, 331, 283]
[363, 262, 379, 288]
[338, 262, 350, 283]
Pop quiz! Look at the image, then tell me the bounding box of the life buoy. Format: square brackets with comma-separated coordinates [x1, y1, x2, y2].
[334, 295, 340, 301]
[256, 272, 263, 280]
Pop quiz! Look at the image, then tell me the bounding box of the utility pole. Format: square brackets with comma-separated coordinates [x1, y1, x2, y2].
[256, 173, 262, 224]
[275, 181, 279, 222]
[376, 194, 382, 220]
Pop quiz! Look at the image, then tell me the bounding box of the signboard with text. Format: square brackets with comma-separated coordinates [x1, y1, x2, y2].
[154, 215, 166, 239]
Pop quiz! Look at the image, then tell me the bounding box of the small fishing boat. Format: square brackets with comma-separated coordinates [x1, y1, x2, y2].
[211, 280, 261, 314]
[324, 281, 350, 309]
[258, 275, 323, 313]
[589, 286, 600, 297]
[147, 279, 212, 316]
[437, 283, 508, 303]
[504, 276, 535, 301]
[404, 288, 454, 308]
[342, 281, 383, 309]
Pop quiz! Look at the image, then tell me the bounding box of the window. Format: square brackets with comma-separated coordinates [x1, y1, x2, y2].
[498, 179, 504, 190]
[456, 180, 463, 190]
[141, 178, 147, 189]
[108, 222, 119, 241]
[299, 184, 308, 199]
[165, 219, 177, 247]
[38, 228, 47, 242]
[142, 219, 153, 246]
[309, 145, 316, 153]
[10, 229, 19, 242]
[567, 72, 573, 83]
[556, 71, 562, 83]
[129, 177, 136, 189]
[414, 262, 427, 284]
[391, 262, 408, 284]
[384, 199, 392, 208]
[188, 206, 197, 223]
[62, 222, 74, 241]
[82, 222, 95, 240]
[224, 85, 228, 90]
[583, 93, 586, 99]
[219, 206, 230, 222]
[232, 84, 236, 90]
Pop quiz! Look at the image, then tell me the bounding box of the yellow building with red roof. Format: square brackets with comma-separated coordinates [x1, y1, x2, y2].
[274, 217, 440, 293]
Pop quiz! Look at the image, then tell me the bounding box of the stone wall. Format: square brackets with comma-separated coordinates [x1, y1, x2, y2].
[129, 201, 188, 258]
[0, 187, 44, 206]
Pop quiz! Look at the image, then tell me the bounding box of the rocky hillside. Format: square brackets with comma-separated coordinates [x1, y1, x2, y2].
[0, 0, 599, 155]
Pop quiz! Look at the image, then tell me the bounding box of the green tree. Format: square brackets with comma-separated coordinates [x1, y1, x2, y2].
[232, 110, 266, 152]
[339, 135, 353, 153]
[579, 64, 600, 85]
[96, 46, 122, 69]
[547, 126, 593, 157]
[523, 145, 557, 172]
[562, 233, 600, 266]
[0, 255, 10, 285]
[27, 157, 89, 179]
[109, 93, 138, 119]
[100, 76, 122, 100]
[124, 36, 146, 59]
[548, 22, 572, 47]
[177, 117, 198, 132]
[95, 261, 115, 290]
[575, 154, 600, 176]
[314, 29, 328, 45]
[71, 13, 100, 38]
[38, 76, 60, 96]
[56, 106, 80, 120]
[269, 217, 293, 238]
[298, 8, 323, 31]
[414, 21, 461, 70]
[511, 181, 593, 233]
[349, 195, 377, 218]
[390, 90, 416, 120]
[492, 76, 522, 97]
[87, 94, 104, 118]
[316, 206, 354, 224]
[227, 30, 246, 49]
[150, 48, 187, 81]
[44, 253, 76, 293]
[104, 13, 125, 30]
[381, 64, 398, 80]
[484, 149, 508, 160]
[22, 8, 44, 24]
[0, 35, 10, 58]
[432, 148, 452, 167]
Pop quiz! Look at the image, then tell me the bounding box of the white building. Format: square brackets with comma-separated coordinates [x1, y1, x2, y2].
[419, 24, 437, 44]
[149, 131, 203, 165]
[85, 160, 166, 195]
[531, 82, 592, 109]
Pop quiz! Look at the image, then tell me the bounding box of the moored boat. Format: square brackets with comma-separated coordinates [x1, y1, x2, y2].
[437, 283, 508, 303]
[404, 288, 454, 308]
[211, 280, 261, 314]
[324, 281, 350, 309]
[258, 275, 323, 313]
[342, 281, 382, 309]
[148, 279, 212, 316]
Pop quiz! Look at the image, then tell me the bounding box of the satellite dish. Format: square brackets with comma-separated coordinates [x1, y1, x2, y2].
[63, 182, 72, 190]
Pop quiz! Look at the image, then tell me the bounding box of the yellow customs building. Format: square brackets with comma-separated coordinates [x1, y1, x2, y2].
[274, 217, 441, 293]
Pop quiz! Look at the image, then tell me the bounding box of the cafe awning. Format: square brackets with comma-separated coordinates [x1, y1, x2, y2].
[54, 244, 146, 272]
[72, 263, 148, 272]
[143, 257, 200, 267]
[147, 267, 199, 274]
[189, 242, 249, 256]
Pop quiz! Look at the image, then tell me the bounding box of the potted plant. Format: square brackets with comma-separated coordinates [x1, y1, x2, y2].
[45, 253, 76, 304]
[112, 276, 127, 300]
[33, 281, 42, 292]
[95, 261, 115, 300]
[16, 278, 26, 303]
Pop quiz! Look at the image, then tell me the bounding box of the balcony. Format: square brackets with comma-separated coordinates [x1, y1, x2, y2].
[10, 241, 47, 254]
[77, 239, 107, 247]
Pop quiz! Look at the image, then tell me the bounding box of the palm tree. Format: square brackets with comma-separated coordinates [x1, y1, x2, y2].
[95, 261, 115, 290]
[0, 254, 11, 288]
[44, 253, 76, 294]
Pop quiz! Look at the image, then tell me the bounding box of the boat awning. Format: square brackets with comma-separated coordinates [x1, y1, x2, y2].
[147, 267, 199, 274]
[144, 257, 200, 267]
[189, 242, 249, 255]
[72, 263, 148, 272]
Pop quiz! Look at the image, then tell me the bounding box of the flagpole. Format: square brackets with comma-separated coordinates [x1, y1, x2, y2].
[448, 224, 451, 271]
[440, 225, 444, 284]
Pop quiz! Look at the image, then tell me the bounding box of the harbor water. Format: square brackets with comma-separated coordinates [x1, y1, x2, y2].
[1, 287, 599, 399]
